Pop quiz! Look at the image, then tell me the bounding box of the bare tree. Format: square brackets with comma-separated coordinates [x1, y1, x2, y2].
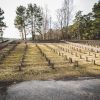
[62, 0, 73, 40]
[56, 9, 64, 39]
[42, 5, 49, 40]
[47, 16, 52, 40]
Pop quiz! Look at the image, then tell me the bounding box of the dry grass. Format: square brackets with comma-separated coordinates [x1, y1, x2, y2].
[0, 42, 100, 81]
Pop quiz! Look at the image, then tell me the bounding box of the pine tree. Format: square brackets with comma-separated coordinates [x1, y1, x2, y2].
[14, 6, 27, 40]
[27, 4, 43, 40]
[92, 1, 100, 39]
[0, 8, 6, 42]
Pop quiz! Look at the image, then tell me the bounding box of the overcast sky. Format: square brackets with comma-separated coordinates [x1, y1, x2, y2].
[0, 0, 99, 39]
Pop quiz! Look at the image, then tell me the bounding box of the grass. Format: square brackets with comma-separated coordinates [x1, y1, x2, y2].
[0, 42, 100, 81]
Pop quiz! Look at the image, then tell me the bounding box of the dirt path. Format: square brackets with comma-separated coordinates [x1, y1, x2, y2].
[0, 78, 100, 100]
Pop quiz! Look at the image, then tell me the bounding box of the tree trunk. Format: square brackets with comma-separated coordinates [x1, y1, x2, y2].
[21, 28, 24, 40]
[31, 16, 34, 41]
[32, 18, 36, 41]
[22, 32, 24, 40]
[23, 27, 27, 41]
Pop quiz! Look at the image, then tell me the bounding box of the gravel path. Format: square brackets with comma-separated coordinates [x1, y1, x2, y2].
[0, 78, 100, 100]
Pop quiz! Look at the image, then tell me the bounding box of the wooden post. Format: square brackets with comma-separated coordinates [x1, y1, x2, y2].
[80, 55, 82, 59]
[48, 59, 51, 65]
[51, 63, 55, 69]
[86, 57, 88, 62]
[97, 50, 99, 53]
[94, 54, 97, 58]
[91, 49, 93, 52]
[75, 52, 78, 57]
[19, 59, 22, 71]
[74, 61, 78, 67]
[59, 52, 61, 56]
[69, 58, 72, 63]
[46, 57, 48, 61]
[64, 55, 68, 60]
[19, 65, 22, 71]
[93, 60, 96, 65]
[71, 52, 73, 55]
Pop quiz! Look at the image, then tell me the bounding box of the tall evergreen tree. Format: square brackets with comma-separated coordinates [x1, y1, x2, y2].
[27, 4, 43, 40]
[14, 6, 27, 40]
[0, 8, 6, 41]
[74, 11, 84, 40]
[92, 1, 100, 39]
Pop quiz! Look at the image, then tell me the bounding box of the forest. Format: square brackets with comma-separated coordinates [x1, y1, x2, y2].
[15, 1, 100, 40]
[0, 0, 100, 41]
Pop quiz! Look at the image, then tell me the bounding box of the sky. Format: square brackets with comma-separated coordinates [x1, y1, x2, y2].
[0, 0, 99, 39]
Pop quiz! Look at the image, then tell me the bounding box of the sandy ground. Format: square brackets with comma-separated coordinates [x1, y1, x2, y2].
[0, 78, 100, 100]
